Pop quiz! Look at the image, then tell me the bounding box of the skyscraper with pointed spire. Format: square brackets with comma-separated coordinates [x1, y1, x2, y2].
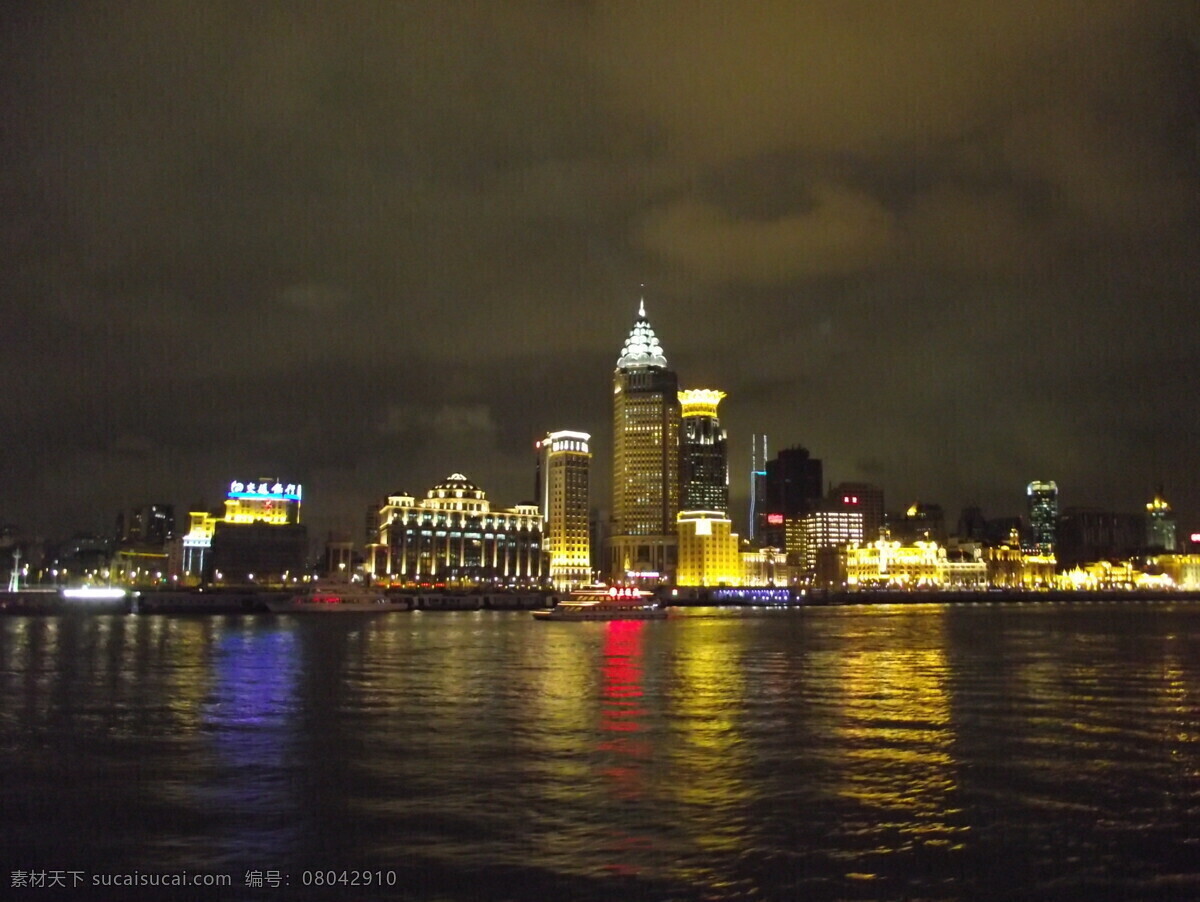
[607, 299, 681, 582]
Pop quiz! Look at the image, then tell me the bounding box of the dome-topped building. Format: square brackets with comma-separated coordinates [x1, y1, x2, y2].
[367, 474, 545, 586]
[430, 473, 486, 504]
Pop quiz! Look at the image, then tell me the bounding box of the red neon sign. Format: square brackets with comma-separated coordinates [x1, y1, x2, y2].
[766, 513, 784, 525]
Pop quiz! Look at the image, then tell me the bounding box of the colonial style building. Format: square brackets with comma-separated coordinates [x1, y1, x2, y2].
[367, 474, 545, 587]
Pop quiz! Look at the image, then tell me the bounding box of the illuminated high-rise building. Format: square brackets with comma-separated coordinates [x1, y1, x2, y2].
[607, 300, 680, 581]
[830, 482, 885, 541]
[796, 507, 864, 576]
[679, 389, 728, 514]
[749, 433, 768, 541]
[1146, 488, 1177, 551]
[1026, 480, 1058, 554]
[536, 430, 592, 588]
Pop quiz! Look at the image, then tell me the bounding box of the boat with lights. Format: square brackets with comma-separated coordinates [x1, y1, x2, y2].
[532, 585, 666, 621]
[264, 583, 410, 613]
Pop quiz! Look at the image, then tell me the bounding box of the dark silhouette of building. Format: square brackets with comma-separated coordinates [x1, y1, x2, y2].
[957, 505, 988, 542]
[208, 522, 308, 586]
[761, 446, 823, 550]
[1057, 508, 1143, 568]
[116, 503, 176, 548]
[765, 446, 823, 516]
[888, 502, 946, 544]
[984, 516, 1024, 547]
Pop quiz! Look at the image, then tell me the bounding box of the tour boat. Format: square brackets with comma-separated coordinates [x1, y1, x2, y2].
[532, 585, 666, 621]
[264, 583, 410, 613]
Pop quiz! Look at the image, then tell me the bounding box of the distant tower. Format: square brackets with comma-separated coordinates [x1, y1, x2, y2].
[8, 547, 21, 592]
[766, 447, 823, 517]
[119, 503, 176, 547]
[957, 505, 988, 542]
[749, 434, 768, 542]
[537, 431, 593, 588]
[1026, 480, 1059, 554]
[679, 390, 728, 514]
[607, 299, 680, 581]
[1146, 487, 1177, 551]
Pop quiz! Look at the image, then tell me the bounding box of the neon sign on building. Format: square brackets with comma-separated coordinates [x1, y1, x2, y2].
[228, 481, 302, 501]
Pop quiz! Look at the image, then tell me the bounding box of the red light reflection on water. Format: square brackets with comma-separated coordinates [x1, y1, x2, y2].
[597, 619, 652, 873]
[598, 619, 652, 786]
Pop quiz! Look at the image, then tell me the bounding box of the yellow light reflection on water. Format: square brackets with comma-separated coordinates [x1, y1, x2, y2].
[664, 617, 752, 891]
[833, 607, 967, 854]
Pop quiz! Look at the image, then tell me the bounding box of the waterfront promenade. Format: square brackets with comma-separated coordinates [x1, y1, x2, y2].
[3, 585, 1200, 615]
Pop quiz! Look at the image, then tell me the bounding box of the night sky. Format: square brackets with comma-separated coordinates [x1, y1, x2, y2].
[2, 2, 1198, 543]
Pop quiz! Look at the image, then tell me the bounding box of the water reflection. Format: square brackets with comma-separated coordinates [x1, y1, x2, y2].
[832, 607, 967, 866]
[598, 620, 648, 798]
[664, 616, 753, 897]
[2, 606, 1200, 901]
[592, 620, 654, 878]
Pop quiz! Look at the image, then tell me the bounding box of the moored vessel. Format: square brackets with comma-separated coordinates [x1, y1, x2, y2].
[264, 583, 410, 613]
[532, 585, 666, 621]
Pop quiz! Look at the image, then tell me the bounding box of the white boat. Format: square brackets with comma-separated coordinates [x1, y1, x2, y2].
[264, 584, 410, 613]
[532, 585, 666, 621]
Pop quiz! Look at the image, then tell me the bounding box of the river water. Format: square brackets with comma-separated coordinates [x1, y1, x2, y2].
[1, 602, 1198, 901]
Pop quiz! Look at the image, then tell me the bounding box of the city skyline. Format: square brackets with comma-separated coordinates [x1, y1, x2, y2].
[1, 3, 1197, 540]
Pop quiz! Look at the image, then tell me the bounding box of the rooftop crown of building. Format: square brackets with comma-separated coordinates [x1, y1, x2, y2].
[1147, 490, 1172, 514]
[429, 473, 485, 501]
[616, 299, 668, 370]
[678, 389, 726, 418]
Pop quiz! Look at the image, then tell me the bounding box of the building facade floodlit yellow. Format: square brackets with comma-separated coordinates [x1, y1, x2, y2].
[537, 431, 592, 589]
[845, 539, 947, 589]
[739, 545, 789, 586]
[1148, 553, 1200, 589]
[676, 511, 741, 587]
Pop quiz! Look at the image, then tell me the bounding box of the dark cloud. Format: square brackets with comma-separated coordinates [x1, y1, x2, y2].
[1, 1, 1198, 542]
